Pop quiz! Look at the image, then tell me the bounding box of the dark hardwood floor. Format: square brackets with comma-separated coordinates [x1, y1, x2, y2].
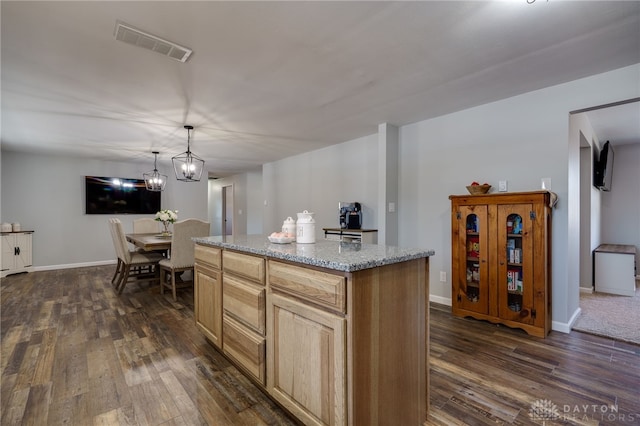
[1, 266, 639, 425]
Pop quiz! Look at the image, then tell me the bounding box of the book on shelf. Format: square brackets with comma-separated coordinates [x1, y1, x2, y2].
[507, 269, 520, 291]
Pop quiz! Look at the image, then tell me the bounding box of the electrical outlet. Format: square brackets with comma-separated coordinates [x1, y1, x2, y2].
[498, 180, 508, 192]
[440, 271, 447, 282]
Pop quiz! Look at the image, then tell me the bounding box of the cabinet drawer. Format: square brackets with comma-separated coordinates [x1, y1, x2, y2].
[268, 261, 346, 313]
[223, 316, 266, 386]
[195, 244, 221, 269]
[223, 275, 266, 335]
[223, 251, 265, 284]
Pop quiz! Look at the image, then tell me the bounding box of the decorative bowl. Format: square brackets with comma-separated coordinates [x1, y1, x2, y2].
[466, 184, 491, 195]
[268, 236, 295, 244]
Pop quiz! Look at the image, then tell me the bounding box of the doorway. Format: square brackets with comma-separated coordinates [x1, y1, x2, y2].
[570, 99, 640, 342]
[222, 185, 234, 237]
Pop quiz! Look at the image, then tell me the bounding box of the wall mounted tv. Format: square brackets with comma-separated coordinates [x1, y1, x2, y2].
[85, 176, 161, 214]
[594, 140, 614, 192]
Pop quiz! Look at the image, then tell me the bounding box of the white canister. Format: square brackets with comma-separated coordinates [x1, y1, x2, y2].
[1, 223, 12, 232]
[296, 210, 316, 244]
[282, 217, 297, 240]
[12, 223, 21, 232]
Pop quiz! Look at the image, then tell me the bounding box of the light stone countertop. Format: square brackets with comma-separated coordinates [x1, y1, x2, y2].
[193, 234, 434, 272]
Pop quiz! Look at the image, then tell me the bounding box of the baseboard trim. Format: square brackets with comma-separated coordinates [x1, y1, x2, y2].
[429, 295, 451, 306]
[34, 260, 116, 272]
[552, 306, 582, 334]
[579, 286, 594, 294]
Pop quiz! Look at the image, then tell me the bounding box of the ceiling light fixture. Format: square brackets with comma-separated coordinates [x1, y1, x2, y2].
[172, 125, 204, 182]
[143, 151, 167, 191]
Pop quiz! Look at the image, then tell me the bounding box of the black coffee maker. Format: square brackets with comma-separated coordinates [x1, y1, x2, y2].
[339, 202, 362, 229]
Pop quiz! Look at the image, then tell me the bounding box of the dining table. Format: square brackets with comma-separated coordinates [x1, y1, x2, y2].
[126, 233, 172, 252]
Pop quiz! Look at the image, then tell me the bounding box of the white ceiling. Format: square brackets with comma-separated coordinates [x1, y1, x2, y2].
[583, 99, 640, 147]
[2, 1, 639, 176]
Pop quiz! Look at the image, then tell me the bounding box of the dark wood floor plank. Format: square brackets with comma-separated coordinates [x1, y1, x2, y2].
[21, 382, 53, 426]
[2, 267, 639, 426]
[1, 375, 29, 425]
[31, 327, 57, 386]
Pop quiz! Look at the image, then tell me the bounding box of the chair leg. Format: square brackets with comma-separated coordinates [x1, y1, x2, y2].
[171, 270, 177, 301]
[111, 259, 123, 285]
[160, 267, 166, 295]
[117, 267, 131, 294]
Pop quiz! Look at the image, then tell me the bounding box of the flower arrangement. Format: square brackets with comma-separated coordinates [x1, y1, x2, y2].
[155, 209, 178, 235]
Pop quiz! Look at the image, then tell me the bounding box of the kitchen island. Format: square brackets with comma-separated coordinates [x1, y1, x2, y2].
[192, 235, 434, 426]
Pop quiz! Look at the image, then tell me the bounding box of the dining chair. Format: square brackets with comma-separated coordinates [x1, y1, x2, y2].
[108, 218, 124, 286]
[131, 218, 162, 270]
[109, 218, 164, 294]
[133, 217, 159, 234]
[158, 218, 210, 301]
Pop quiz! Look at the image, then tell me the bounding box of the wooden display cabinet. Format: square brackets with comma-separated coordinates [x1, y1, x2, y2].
[449, 191, 552, 337]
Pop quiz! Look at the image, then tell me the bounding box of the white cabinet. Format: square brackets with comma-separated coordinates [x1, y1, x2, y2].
[594, 244, 637, 296]
[1, 231, 33, 277]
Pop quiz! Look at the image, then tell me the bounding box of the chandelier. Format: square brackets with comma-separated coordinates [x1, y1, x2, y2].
[172, 125, 204, 182]
[143, 151, 167, 191]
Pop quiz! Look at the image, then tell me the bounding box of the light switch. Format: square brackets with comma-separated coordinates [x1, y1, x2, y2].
[388, 202, 396, 213]
[499, 180, 508, 192]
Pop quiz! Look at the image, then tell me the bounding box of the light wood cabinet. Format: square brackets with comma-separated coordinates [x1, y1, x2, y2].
[193, 238, 429, 426]
[267, 293, 346, 426]
[223, 315, 266, 384]
[194, 245, 223, 348]
[222, 250, 266, 385]
[450, 191, 552, 337]
[1, 231, 34, 278]
[267, 259, 428, 426]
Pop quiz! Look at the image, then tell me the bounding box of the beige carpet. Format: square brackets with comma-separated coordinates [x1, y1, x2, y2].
[573, 279, 640, 345]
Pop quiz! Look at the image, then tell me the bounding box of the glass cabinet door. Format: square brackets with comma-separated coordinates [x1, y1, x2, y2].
[497, 204, 534, 324]
[455, 205, 488, 314]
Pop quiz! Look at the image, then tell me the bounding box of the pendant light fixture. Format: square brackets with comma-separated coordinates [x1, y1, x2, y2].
[172, 125, 204, 182]
[143, 151, 167, 191]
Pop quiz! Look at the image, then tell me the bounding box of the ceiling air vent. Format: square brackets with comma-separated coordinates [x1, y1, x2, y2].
[114, 20, 192, 63]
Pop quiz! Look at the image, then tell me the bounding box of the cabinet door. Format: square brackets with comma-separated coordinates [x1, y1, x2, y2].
[267, 294, 346, 426]
[497, 204, 535, 325]
[14, 233, 32, 269]
[1, 235, 14, 271]
[194, 263, 223, 348]
[453, 205, 489, 314]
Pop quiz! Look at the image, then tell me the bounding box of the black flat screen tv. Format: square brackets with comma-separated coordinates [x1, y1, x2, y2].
[594, 141, 614, 192]
[85, 176, 161, 214]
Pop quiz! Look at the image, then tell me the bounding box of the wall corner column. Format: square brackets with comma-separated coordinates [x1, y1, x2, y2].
[377, 123, 399, 246]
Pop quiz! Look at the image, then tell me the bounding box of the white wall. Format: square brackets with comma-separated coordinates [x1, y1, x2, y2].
[0, 152, 208, 268]
[600, 143, 640, 261]
[207, 169, 264, 237]
[262, 133, 379, 237]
